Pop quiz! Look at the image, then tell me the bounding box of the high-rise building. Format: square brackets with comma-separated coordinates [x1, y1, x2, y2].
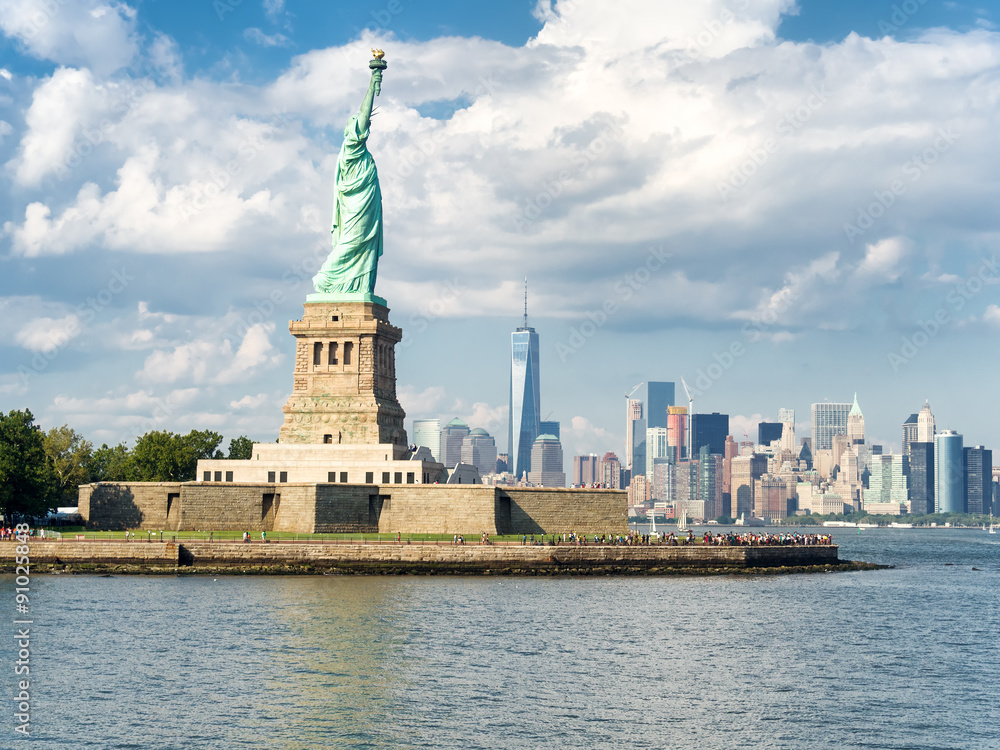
[625, 399, 643, 471]
[496, 453, 509, 474]
[631, 418, 647, 481]
[755, 475, 792, 521]
[412, 418, 441, 461]
[908, 442, 934, 515]
[640, 381, 675, 430]
[866, 453, 909, 506]
[628, 474, 649, 508]
[811, 401, 852, 451]
[722, 434, 738, 517]
[573, 454, 600, 487]
[441, 418, 470, 467]
[934, 430, 964, 513]
[667, 406, 687, 461]
[758, 422, 783, 447]
[964, 446, 992, 515]
[601, 452, 622, 489]
[461, 428, 497, 477]
[672, 460, 700, 517]
[901, 413, 919, 456]
[698, 447, 722, 521]
[731, 453, 767, 519]
[509, 299, 540, 479]
[691, 412, 728, 457]
[779, 408, 796, 452]
[528, 434, 565, 487]
[539, 420, 560, 439]
[646, 426, 669, 479]
[917, 401, 935, 443]
[651, 458, 671, 501]
[847, 393, 865, 444]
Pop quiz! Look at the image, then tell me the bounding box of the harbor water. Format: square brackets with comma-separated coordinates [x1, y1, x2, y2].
[2, 527, 998, 749]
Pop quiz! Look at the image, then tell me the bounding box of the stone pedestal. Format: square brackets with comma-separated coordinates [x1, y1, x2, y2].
[278, 301, 407, 445]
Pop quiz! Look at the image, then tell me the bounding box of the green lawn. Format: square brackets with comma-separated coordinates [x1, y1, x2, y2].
[43, 528, 600, 544]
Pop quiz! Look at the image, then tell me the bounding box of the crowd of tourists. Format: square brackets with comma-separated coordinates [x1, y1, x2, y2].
[517, 530, 834, 546]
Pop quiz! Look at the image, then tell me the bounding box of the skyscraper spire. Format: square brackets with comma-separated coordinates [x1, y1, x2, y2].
[523, 277, 528, 329]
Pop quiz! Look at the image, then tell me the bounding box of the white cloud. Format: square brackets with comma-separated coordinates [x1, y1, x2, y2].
[984, 304, 1000, 327]
[230, 392, 272, 410]
[263, 0, 285, 20]
[15, 314, 81, 352]
[148, 33, 182, 82]
[563, 415, 614, 458]
[856, 236, 910, 282]
[0, 0, 138, 75]
[244, 28, 291, 48]
[6, 67, 106, 187]
[729, 413, 766, 442]
[138, 323, 282, 386]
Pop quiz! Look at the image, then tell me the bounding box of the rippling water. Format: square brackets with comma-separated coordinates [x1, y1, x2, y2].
[2, 528, 998, 749]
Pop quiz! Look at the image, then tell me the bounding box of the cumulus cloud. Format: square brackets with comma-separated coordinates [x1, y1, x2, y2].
[139, 323, 282, 386]
[0, 0, 139, 75]
[15, 314, 81, 352]
[856, 236, 910, 283]
[984, 304, 1000, 327]
[4, 1, 1000, 451]
[563, 415, 615, 458]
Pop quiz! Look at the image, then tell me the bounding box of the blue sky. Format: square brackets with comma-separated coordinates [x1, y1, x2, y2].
[1, 0, 999, 461]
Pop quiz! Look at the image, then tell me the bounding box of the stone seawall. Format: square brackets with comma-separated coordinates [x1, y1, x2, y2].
[0, 540, 840, 573]
[0, 541, 179, 565]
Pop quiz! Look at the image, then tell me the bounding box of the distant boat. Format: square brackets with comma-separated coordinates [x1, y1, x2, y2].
[677, 508, 688, 533]
[989, 515, 997, 535]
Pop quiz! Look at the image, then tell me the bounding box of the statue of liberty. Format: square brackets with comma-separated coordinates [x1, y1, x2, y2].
[311, 51, 388, 302]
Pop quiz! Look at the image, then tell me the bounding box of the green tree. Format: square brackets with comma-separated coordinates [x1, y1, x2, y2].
[88, 443, 134, 482]
[0, 409, 58, 519]
[131, 431, 188, 481]
[130, 429, 224, 481]
[43, 425, 93, 503]
[228, 435, 253, 460]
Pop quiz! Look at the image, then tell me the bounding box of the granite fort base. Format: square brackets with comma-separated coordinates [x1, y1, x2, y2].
[79, 483, 629, 535]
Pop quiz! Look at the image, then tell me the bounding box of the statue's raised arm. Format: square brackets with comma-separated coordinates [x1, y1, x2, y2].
[310, 51, 388, 302]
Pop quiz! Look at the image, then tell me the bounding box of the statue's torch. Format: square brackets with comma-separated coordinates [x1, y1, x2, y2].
[370, 49, 386, 96]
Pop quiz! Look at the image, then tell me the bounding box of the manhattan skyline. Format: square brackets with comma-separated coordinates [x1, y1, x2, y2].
[1, 1, 998, 461]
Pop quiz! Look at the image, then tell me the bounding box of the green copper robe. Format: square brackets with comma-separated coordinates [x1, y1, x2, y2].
[312, 112, 383, 295]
